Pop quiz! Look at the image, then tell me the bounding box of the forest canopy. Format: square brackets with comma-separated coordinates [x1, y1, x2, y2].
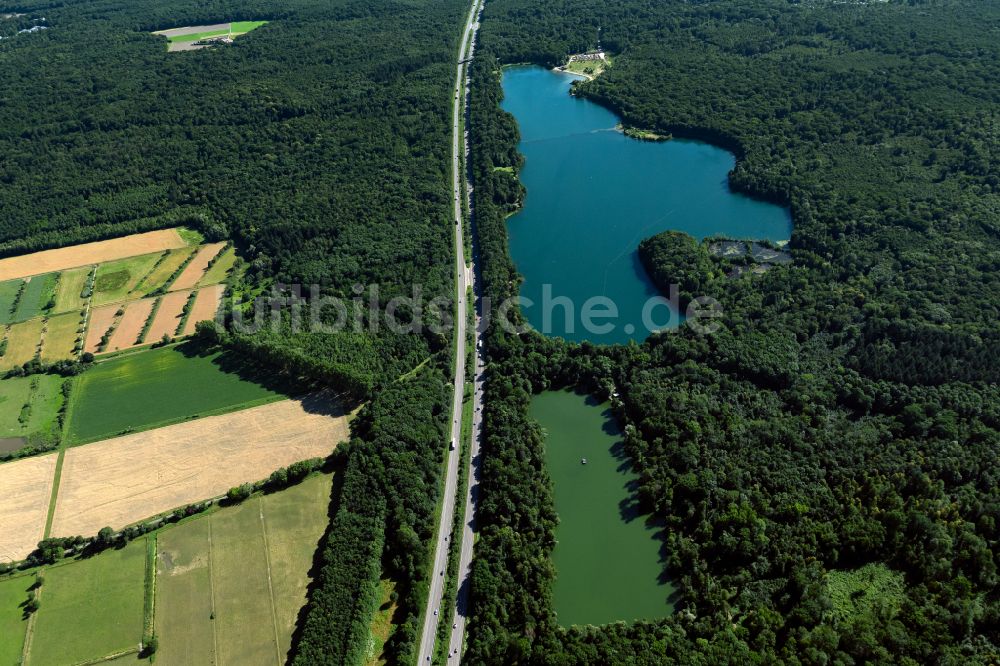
[465, 0, 1000, 663]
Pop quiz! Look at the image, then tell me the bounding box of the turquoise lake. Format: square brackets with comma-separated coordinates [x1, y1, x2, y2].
[501, 65, 791, 344]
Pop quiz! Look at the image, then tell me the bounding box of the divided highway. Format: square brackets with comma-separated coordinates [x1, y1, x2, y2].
[417, 0, 484, 662]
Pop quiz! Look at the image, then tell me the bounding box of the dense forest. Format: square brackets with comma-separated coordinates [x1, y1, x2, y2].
[1, 0, 464, 661]
[0, 0, 466, 395]
[465, 0, 1000, 663]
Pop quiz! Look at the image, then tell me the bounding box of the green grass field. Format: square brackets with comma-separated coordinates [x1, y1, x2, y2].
[212, 498, 280, 663]
[12, 273, 57, 323]
[92, 253, 161, 306]
[53, 267, 90, 315]
[0, 574, 31, 665]
[0, 374, 65, 445]
[198, 247, 238, 287]
[64, 343, 289, 444]
[231, 20, 268, 33]
[154, 518, 214, 666]
[29, 538, 147, 665]
[0, 280, 23, 325]
[155, 474, 332, 664]
[261, 473, 332, 657]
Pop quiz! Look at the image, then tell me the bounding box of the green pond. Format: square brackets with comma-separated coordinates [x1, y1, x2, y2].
[532, 390, 675, 626]
[502, 66, 791, 344]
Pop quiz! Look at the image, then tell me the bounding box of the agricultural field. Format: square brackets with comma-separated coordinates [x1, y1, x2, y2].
[172, 242, 225, 290]
[92, 253, 162, 306]
[198, 247, 238, 287]
[104, 298, 155, 353]
[0, 453, 57, 562]
[182, 284, 224, 335]
[0, 374, 65, 454]
[40, 312, 84, 363]
[0, 573, 30, 666]
[145, 290, 191, 342]
[0, 318, 44, 370]
[0, 230, 239, 368]
[27, 538, 147, 665]
[52, 395, 348, 540]
[11, 273, 57, 323]
[0, 475, 331, 664]
[135, 246, 197, 294]
[84, 304, 118, 355]
[0, 229, 186, 282]
[0, 281, 22, 326]
[52, 266, 91, 314]
[64, 344, 290, 444]
[156, 473, 333, 664]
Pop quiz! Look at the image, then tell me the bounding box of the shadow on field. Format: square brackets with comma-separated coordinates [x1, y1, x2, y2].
[173, 339, 352, 417]
[286, 467, 348, 664]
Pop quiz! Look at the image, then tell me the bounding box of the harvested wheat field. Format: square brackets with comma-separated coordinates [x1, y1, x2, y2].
[145, 290, 191, 341]
[171, 243, 225, 291]
[0, 318, 44, 370]
[50, 395, 349, 540]
[0, 454, 57, 562]
[105, 298, 155, 352]
[182, 285, 224, 335]
[0, 230, 186, 282]
[41, 312, 83, 363]
[84, 304, 119, 354]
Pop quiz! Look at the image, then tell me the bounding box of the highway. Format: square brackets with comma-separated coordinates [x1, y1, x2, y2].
[417, 0, 484, 662]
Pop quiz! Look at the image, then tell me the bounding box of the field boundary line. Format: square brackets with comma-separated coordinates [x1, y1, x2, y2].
[207, 515, 221, 665]
[70, 646, 140, 666]
[257, 496, 284, 666]
[20, 569, 42, 666]
[43, 373, 83, 537]
[142, 534, 157, 645]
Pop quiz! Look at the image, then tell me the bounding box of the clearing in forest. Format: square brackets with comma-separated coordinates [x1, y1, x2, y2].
[155, 474, 333, 664]
[51, 394, 349, 540]
[0, 453, 57, 562]
[0, 229, 186, 282]
[152, 21, 268, 52]
[27, 537, 147, 665]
